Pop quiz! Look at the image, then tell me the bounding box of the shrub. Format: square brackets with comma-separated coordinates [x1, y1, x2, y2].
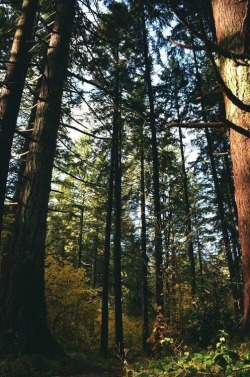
[45, 255, 101, 352]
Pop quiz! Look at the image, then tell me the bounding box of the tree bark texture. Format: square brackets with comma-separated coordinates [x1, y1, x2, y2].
[0, 0, 75, 355]
[212, 0, 250, 335]
[0, 0, 38, 236]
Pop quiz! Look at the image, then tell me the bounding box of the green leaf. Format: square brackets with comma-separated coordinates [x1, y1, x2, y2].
[214, 354, 228, 368]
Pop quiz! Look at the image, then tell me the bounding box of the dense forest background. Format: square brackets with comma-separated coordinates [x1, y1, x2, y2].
[0, 0, 250, 376]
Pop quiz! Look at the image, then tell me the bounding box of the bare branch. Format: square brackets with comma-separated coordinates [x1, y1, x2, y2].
[219, 116, 250, 138]
[169, 38, 205, 51]
[166, 120, 250, 137]
[169, 0, 250, 61]
[165, 121, 225, 128]
[61, 122, 111, 140]
[67, 70, 112, 96]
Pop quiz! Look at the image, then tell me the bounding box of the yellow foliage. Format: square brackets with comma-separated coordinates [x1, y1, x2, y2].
[123, 315, 143, 356]
[45, 256, 145, 356]
[105, 309, 143, 356]
[45, 255, 101, 352]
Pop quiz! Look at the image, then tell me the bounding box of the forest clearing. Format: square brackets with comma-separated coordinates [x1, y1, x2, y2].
[1, 0, 250, 376]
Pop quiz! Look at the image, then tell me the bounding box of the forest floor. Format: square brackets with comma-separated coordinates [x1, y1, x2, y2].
[58, 370, 123, 377]
[56, 364, 124, 377]
[64, 373, 123, 377]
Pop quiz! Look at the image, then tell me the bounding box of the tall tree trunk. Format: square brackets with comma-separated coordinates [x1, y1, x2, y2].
[0, 0, 75, 355]
[100, 129, 115, 357]
[163, 190, 172, 319]
[92, 228, 99, 289]
[100, 45, 124, 356]
[78, 207, 84, 268]
[221, 139, 243, 307]
[195, 214, 203, 279]
[206, 127, 241, 314]
[113, 50, 124, 357]
[174, 87, 196, 295]
[13, 67, 44, 205]
[1, 69, 43, 242]
[140, 122, 150, 356]
[0, 0, 38, 236]
[192, 46, 242, 315]
[141, 5, 164, 312]
[178, 126, 196, 295]
[222, 137, 239, 226]
[212, 0, 250, 335]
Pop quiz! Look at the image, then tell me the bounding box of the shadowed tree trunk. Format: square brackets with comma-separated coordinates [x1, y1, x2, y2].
[178, 125, 196, 295]
[140, 121, 150, 356]
[100, 3, 127, 356]
[173, 82, 196, 295]
[78, 207, 84, 268]
[0, 0, 38, 236]
[92, 228, 99, 289]
[206, 127, 241, 315]
[221, 138, 242, 296]
[113, 47, 124, 357]
[192, 46, 242, 316]
[1, 69, 44, 241]
[141, 4, 164, 312]
[0, 0, 75, 355]
[211, 0, 250, 334]
[100, 129, 115, 357]
[100, 46, 124, 357]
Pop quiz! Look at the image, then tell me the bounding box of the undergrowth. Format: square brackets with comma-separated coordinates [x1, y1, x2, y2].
[0, 352, 117, 377]
[126, 332, 250, 377]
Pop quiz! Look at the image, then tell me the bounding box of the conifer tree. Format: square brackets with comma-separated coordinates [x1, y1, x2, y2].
[211, 0, 250, 336]
[0, 0, 76, 355]
[0, 0, 38, 235]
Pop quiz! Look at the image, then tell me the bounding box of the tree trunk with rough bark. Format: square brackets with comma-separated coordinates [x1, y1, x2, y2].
[0, 0, 75, 355]
[212, 0, 250, 336]
[0, 0, 38, 236]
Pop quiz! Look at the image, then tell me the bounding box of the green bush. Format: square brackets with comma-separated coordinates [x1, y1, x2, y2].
[128, 335, 250, 377]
